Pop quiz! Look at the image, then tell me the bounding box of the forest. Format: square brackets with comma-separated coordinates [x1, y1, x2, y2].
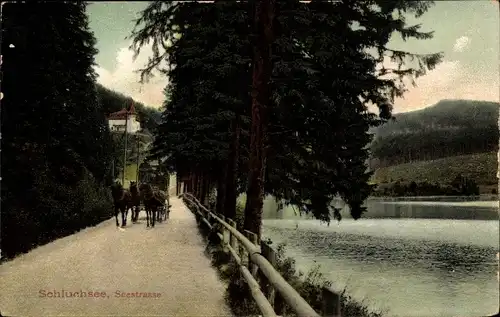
[372, 174, 481, 197]
[369, 99, 499, 168]
[1, 2, 160, 259]
[130, 0, 442, 237]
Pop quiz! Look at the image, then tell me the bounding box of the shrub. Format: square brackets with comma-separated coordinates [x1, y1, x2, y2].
[1, 168, 113, 261]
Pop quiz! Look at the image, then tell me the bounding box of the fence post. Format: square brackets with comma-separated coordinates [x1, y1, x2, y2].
[260, 242, 276, 306]
[322, 287, 341, 317]
[215, 213, 223, 227]
[221, 215, 230, 253]
[207, 212, 212, 229]
[227, 219, 238, 252]
[239, 230, 249, 267]
[261, 243, 284, 315]
[193, 204, 199, 222]
[244, 230, 259, 278]
[193, 204, 199, 223]
[201, 203, 208, 219]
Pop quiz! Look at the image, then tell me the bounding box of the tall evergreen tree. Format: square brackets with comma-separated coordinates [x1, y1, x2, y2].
[1, 2, 113, 258]
[244, 0, 275, 236]
[129, 0, 442, 238]
[131, 1, 252, 216]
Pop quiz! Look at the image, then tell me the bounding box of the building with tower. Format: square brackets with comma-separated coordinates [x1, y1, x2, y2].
[107, 102, 141, 134]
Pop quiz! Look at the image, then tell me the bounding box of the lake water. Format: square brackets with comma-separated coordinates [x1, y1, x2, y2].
[260, 196, 499, 317]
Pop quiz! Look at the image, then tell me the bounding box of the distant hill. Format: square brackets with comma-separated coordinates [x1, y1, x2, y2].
[371, 152, 497, 194]
[369, 99, 499, 169]
[372, 99, 498, 138]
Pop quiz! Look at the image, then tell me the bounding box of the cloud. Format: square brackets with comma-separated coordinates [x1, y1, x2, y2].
[392, 59, 499, 112]
[392, 59, 462, 112]
[94, 42, 168, 108]
[369, 55, 499, 113]
[453, 36, 470, 52]
[367, 56, 460, 113]
[99, 43, 498, 114]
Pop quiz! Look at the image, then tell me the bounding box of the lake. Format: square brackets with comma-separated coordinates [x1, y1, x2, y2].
[260, 196, 499, 317]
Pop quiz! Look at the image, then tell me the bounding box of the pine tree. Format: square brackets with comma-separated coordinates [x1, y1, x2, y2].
[1, 1, 113, 257]
[129, 0, 442, 236]
[131, 1, 252, 214]
[244, 0, 275, 236]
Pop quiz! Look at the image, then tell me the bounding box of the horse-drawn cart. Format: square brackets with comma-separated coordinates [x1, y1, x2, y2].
[112, 180, 171, 228]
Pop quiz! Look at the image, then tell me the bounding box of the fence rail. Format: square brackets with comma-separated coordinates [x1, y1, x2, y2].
[180, 192, 341, 317]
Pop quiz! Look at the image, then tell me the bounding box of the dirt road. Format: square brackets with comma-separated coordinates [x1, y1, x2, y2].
[0, 197, 232, 316]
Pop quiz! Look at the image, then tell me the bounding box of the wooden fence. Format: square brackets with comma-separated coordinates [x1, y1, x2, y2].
[181, 192, 341, 317]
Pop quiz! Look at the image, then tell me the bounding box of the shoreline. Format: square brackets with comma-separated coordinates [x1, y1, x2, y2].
[367, 194, 498, 199]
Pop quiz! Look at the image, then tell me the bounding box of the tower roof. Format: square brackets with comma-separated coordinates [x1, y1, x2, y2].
[129, 100, 136, 114]
[108, 101, 136, 120]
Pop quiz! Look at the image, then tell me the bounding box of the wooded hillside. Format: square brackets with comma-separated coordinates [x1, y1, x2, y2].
[369, 99, 499, 168]
[371, 152, 497, 194]
[96, 84, 160, 176]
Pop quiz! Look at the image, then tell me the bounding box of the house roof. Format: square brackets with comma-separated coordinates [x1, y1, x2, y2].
[108, 101, 136, 120]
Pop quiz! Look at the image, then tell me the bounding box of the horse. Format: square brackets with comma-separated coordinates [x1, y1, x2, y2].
[139, 183, 166, 228]
[129, 181, 141, 223]
[110, 182, 133, 227]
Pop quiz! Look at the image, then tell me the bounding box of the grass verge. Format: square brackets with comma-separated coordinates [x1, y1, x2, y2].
[184, 198, 385, 317]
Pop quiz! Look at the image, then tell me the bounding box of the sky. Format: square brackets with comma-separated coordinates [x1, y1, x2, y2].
[87, 1, 499, 113]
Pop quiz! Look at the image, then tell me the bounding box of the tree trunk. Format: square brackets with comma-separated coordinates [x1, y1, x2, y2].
[196, 171, 203, 202]
[195, 172, 201, 201]
[224, 116, 241, 220]
[193, 171, 198, 198]
[216, 162, 228, 215]
[188, 169, 194, 194]
[176, 176, 181, 196]
[199, 173, 206, 205]
[191, 170, 197, 196]
[243, 0, 274, 239]
[201, 174, 210, 207]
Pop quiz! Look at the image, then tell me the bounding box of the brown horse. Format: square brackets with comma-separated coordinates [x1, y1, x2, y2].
[139, 183, 165, 228]
[129, 181, 141, 223]
[111, 182, 132, 227]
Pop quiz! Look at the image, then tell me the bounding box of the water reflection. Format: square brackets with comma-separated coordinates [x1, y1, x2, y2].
[262, 221, 499, 317]
[262, 195, 499, 221]
[360, 201, 498, 220]
[260, 197, 499, 317]
[263, 225, 497, 276]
